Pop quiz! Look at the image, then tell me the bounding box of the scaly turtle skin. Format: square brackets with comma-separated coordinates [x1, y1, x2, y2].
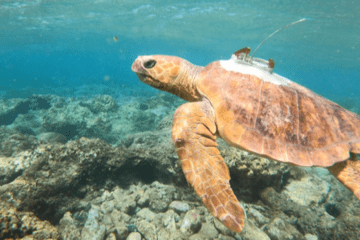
[131, 52, 360, 233]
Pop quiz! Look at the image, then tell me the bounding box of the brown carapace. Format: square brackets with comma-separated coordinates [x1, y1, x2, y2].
[131, 50, 360, 233]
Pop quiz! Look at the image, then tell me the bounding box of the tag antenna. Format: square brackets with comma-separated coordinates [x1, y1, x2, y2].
[251, 18, 306, 58]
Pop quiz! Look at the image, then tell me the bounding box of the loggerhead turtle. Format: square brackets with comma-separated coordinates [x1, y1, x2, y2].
[131, 48, 360, 233]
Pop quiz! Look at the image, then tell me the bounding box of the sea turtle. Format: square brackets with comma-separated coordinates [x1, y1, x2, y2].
[131, 49, 360, 232]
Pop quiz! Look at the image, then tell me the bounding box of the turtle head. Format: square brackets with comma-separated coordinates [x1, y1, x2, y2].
[131, 55, 182, 90]
[132, 55, 202, 101]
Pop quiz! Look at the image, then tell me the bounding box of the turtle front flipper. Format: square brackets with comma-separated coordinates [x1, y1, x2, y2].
[172, 100, 245, 232]
[328, 153, 360, 200]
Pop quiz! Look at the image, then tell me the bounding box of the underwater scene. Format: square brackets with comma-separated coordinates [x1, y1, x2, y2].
[1, 0, 360, 239]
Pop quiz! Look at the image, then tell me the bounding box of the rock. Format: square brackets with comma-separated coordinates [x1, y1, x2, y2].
[14, 125, 36, 136]
[93, 190, 112, 205]
[180, 209, 202, 236]
[113, 188, 137, 214]
[72, 210, 88, 226]
[137, 220, 157, 240]
[263, 218, 303, 240]
[0, 155, 27, 185]
[89, 95, 119, 113]
[169, 201, 190, 214]
[304, 233, 318, 240]
[115, 224, 129, 240]
[157, 228, 170, 240]
[246, 207, 270, 226]
[136, 191, 150, 208]
[218, 234, 236, 240]
[126, 232, 141, 240]
[155, 115, 173, 130]
[106, 209, 128, 240]
[283, 176, 331, 206]
[101, 200, 115, 214]
[162, 209, 180, 230]
[190, 221, 219, 239]
[58, 211, 81, 240]
[132, 111, 157, 132]
[219, 138, 291, 202]
[213, 218, 232, 236]
[157, 226, 187, 240]
[84, 117, 113, 142]
[39, 95, 121, 143]
[37, 132, 67, 144]
[0, 96, 50, 126]
[102, 213, 116, 237]
[260, 187, 338, 239]
[80, 205, 106, 240]
[149, 181, 176, 213]
[332, 215, 360, 240]
[0, 202, 60, 239]
[0, 133, 39, 157]
[106, 232, 117, 240]
[0, 137, 131, 223]
[239, 220, 270, 240]
[41, 120, 81, 141]
[136, 208, 156, 222]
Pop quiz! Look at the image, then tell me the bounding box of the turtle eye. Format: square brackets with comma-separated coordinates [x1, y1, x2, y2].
[144, 59, 156, 69]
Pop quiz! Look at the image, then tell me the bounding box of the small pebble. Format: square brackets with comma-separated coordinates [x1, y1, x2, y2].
[304, 233, 318, 240]
[180, 209, 202, 235]
[106, 233, 116, 240]
[169, 201, 190, 213]
[126, 232, 141, 240]
[162, 210, 180, 230]
[218, 234, 236, 240]
[101, 201, 114, 214]
[137, 193, 150, 207]
[136, 208, 156, 222]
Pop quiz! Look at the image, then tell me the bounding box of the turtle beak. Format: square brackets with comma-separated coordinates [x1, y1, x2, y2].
[131, 56, 144, 73]
[136, 73, 148, 82]
[132, 56, 152, 83]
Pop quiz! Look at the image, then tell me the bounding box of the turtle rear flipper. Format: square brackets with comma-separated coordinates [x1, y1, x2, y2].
[328, 153, 360, 200]
[172, 100, 245, 232]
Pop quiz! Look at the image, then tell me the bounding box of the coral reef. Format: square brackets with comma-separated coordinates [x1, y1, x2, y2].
[0, 202, 60, 239]
[0, 96, 51, 126]
[0, 93, 183, 145]
[79, 95, 119, 114]
[0, 92, 359, 239]
[0, 131, 359, 239]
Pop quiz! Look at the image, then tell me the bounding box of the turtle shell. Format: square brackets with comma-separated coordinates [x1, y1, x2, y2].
[197, 57, 360, 167]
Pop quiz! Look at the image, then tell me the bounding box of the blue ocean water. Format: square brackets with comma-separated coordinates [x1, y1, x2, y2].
[1, 0, 359, 102]
[1, 1, 360, 239]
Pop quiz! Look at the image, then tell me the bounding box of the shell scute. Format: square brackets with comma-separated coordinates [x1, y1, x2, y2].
[222, 72, 262, 128]
[237, 129, 264, 154]
[286, 145, 312, 166]
[263, 138, 287, 162]
[202, 61, 360, 167]
[198, 64, 226, 108]
[220, 121, 246, 147]
[307, 148, 334, 166]
[326, 143, 350, 161]
[256, 83, 299, 144]
[215, 102, 235, 129]
[298, 92, 337, 148]
[350, 141, 360, 153]
[333, 105, 360, 139]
